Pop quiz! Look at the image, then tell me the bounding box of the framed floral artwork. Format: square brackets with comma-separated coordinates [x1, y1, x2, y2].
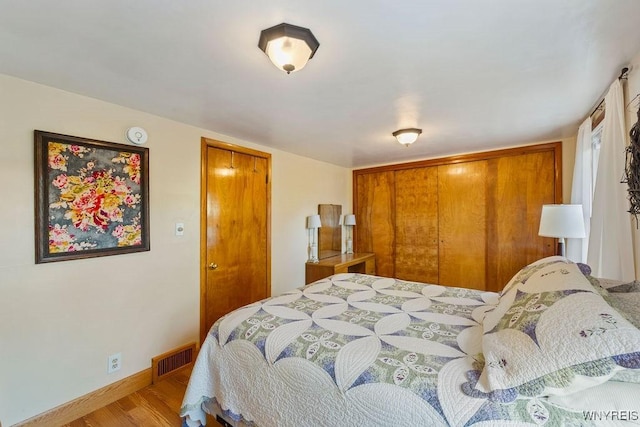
[34, 130, 150, 263]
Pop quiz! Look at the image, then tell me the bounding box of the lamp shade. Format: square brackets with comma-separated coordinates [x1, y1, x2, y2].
[344, 214, 356, 226]
[306, 214, 322, 229]
[258, 23, 320, 74]
[538, 204, 586, 238]
[393, 128, 422, 146]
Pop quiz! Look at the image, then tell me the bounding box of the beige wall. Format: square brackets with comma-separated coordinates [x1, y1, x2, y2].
[624, 53, 640, 279]
[0, 74, 351, 425]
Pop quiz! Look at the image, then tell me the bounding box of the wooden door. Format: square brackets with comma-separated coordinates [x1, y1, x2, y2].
[438, 161, 487, 289]
[201, 140, 270, 343]
[354, 171, 395, 277]
[486, 151, 557, 292]
[395, 167, 439, 283]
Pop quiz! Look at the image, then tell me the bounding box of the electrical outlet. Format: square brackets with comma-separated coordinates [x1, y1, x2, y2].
[108, 352, 122, 374]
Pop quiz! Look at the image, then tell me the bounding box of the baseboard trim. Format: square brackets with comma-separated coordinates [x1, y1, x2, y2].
[14, 368, 152, 427]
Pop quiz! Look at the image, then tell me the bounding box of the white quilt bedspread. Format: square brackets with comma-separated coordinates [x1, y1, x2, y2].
[180, 273, 639, 426]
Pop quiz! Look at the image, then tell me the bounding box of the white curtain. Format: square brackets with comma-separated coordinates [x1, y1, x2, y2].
[567, 117, 592, 263]
[587, 79, 635, 280]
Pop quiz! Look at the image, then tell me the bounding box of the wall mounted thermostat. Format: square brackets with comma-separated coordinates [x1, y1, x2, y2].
[126, 127, 148, 145]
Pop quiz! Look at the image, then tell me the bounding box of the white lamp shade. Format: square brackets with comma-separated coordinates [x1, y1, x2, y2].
[538, 204, 586, 238]
[344, 214, 356, 226]
[259, 23, 319, 74]
[393, 128, 422, 146]
[266, 36, 312, 73]
[396, 132, 419, 145]
[306, 214, 322, 229]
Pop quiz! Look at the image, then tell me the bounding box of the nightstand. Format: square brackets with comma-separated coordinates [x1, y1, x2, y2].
[305, 253, 376, 285]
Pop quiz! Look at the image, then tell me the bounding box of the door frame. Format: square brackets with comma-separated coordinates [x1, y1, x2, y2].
[200, 137, 272, 343]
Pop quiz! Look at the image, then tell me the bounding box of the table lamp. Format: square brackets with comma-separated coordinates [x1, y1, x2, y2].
[538, 204, 586, 257]
[306, 214, 322, 262]
[344, 214, 356, 254]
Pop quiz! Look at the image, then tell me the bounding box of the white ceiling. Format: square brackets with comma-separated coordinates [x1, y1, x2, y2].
[2, 0, 640, 167]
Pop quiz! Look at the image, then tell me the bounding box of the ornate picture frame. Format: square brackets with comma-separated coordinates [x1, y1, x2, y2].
[34, 130, 150, 263]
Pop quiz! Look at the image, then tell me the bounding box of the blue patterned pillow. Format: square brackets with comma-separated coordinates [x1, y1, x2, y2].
[478, 260, 640, 397]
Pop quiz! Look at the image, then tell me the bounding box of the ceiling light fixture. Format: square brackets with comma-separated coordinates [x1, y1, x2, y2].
[393, 128, 422, 146]
[258, 23, 320, 74]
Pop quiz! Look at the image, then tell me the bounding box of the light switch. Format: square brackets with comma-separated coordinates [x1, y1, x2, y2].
[175, 222, 185, 236]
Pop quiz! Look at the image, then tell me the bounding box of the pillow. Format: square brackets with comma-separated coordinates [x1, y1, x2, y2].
[576, 262, 592, 276]
[478, 259, 640, 398]
[584, 277, 640, 382]
[583, 274, 612, 298]
[607, 280, 640, 293]
[604, 292, 640, 329]
[569, 262, 614, 298]
[499, 255, 571, 296]
[589, 278, 640, 330]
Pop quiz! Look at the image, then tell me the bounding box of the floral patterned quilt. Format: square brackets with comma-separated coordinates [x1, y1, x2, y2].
[180, 273, 623, 426]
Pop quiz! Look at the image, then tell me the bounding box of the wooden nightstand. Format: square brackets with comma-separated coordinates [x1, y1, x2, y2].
[305, 253, 376, 285]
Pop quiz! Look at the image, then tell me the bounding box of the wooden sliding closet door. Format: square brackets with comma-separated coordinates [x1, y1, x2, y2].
[353, 142, 561, 292]
[395, 167, 439, 283]
[486, 151, 557, 291]
[355, 171, 395, 277]
[438, 161, 487, 289]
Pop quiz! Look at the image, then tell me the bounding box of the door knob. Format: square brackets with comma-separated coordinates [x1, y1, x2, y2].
[208, 263, 218, 270]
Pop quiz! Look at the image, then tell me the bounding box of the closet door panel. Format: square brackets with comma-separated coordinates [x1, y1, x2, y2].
[395, 167, 439, 283]
[355, 171, 395, 277]
[486, 151, 556, 292]
[438, 161, 487, 290]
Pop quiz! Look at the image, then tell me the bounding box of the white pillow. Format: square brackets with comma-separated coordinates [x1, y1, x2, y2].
[605, 293, 640, 329]
[499, 255, 570, 296]
[478, 259, 640, 397]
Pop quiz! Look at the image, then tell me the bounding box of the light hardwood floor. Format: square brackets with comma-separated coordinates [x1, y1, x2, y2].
[62, 367, 208, 427]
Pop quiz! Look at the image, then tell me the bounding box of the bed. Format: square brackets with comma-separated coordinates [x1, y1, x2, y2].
[181, 256, 640, 426]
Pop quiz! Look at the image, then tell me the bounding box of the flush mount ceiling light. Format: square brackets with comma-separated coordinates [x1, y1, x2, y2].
[258, 23, 320, 74]
[393, 128, 422, 146]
